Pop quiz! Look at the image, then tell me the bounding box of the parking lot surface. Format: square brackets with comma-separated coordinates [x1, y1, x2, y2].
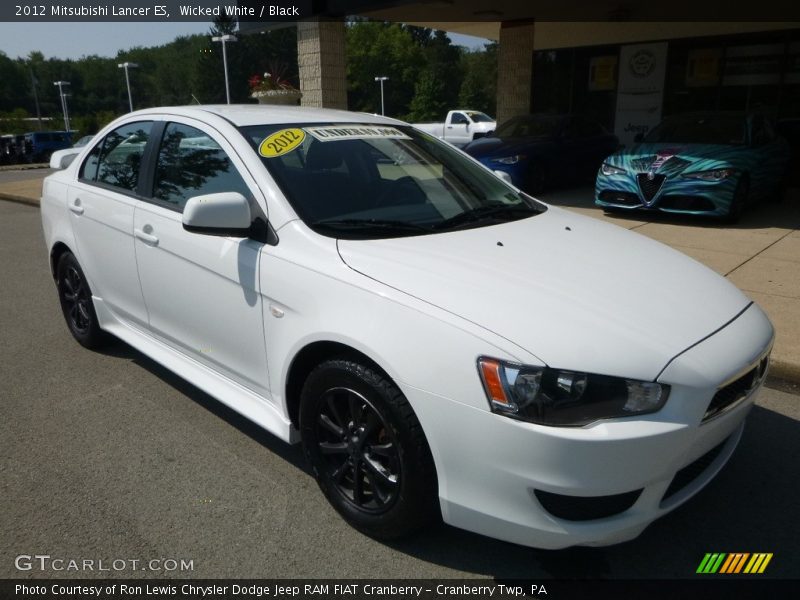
[1, 199, 798, 579]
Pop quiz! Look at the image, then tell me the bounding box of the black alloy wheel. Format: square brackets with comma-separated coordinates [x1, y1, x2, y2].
[300, 359, 439, 539]
[314, 386, 400, 512]
[56, 252, 107, 348]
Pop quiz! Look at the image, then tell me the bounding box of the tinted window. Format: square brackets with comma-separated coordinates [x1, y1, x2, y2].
[644, 115, 746, 145]
[153, 123, 251, 211]
[450, 113, 468, 125]
[92, 122, 153, 191]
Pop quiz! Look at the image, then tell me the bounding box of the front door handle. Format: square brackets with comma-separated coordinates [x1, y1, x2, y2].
[68, 199, 84, 215]
[134, 228, 159, 246]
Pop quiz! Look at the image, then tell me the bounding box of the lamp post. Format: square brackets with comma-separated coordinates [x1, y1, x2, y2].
[118, 62, 138, 112]
[53, 81, 71, 133]
[374, 76, 389, 116]
[211, 34, 237, 104]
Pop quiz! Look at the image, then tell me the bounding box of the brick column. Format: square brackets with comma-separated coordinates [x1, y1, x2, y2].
[297, 20, 348, 110]
[496, 20, 535, 125]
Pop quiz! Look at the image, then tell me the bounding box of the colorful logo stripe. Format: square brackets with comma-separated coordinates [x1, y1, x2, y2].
[697, 553, 773, 574]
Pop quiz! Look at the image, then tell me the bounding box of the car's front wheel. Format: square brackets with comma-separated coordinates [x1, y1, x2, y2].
[725, 176, 749, 223]
[56, 251, 107, 349]
[299, 359, 439, 540]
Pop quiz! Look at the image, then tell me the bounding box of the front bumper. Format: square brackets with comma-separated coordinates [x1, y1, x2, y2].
[403, 303, 773, 549]
[595, 172, 738, 217]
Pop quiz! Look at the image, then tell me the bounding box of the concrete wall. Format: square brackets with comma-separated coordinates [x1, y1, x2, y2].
[297, 20, 348, 109]
[496, 21, 536, 125]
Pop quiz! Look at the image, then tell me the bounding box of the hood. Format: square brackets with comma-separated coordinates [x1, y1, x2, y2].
[464, 136, 554, 159]
[338, 207, 750, 381]
[610, 142, 748, 176]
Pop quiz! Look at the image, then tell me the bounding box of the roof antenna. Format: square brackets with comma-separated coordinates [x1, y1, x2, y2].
[191, 94, 201, 105]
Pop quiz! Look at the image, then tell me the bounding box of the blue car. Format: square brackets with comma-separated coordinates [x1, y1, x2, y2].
[463, 114, 620, 193]
[596, 112, 790, 221]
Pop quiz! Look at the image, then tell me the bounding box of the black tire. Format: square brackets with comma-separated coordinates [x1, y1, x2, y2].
[724, 176, 749, 224]
[56, 252, 108, 349]
[525, 163, 546, 195]
[299, 359, 439, 540]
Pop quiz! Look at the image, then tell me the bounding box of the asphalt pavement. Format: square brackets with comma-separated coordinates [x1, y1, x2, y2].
[1, 199, 799, 579]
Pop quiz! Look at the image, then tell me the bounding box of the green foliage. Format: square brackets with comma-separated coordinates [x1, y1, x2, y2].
[458, 43, 498, 116]
[406, 71, 447, 122]
[345, 22, 496, 121]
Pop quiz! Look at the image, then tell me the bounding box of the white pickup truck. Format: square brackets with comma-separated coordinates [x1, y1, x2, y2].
[412, 110, 496, 147]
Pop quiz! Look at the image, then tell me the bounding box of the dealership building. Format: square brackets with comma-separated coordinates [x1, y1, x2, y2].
[243, 2, 799, 145]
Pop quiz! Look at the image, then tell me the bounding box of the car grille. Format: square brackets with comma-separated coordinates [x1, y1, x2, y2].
[637, 173, 666, 203]
[703, 355, 769, 422]
[598, 190, 641, 206]
[534, 489, 642, 521]
[659, 195, 716, 212]
[661, 438, 728, 504]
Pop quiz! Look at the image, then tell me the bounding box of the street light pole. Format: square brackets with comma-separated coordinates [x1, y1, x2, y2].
[118, 62, 138, 112]
[211, 34, 237, 104]
[53, 81, 71, 132]
[374, 76, 389, 116]
[29, 69, 43, 130]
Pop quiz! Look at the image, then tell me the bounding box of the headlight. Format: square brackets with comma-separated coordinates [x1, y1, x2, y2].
[681, 168, 735, 181]
[601, 163, 626, 176]
[492, 154, 526, 165]
[477, 357, 669, 427]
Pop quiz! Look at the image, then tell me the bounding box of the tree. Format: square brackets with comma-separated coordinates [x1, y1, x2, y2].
[406, 71, 447, 122]
[458, 42, 498, 117]
[345, 21, 424, 117]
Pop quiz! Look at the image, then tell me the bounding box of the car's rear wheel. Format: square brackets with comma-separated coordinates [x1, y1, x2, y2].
[56, 252, 107, 349]
[299, 359, 439, 540]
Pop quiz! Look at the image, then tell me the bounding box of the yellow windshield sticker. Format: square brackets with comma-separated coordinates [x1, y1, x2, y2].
[258, 128, 305, 158]
[305, 125, 410, 142]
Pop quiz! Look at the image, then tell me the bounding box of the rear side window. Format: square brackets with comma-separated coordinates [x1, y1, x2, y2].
[80, 121, 153, 192]
[152, 122, 251, 211]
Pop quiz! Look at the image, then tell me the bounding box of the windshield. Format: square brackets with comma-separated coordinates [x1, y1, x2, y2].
[494, 115, 562, 139]
[241, 123, 544, 239]
[643, 115, 746, 145]
[465, 111, 494, 123]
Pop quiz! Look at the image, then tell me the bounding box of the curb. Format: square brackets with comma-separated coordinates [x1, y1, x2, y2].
[0, 193, 40, 208]
[767, 358, 800, 387]
[0, 163, 49, 172]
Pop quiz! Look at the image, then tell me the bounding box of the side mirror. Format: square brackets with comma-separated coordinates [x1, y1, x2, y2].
[49, 148, 81, 169]
[493, 170, 515, 187]
[633, 132, 644, 143]
[182, 192, 252, 237]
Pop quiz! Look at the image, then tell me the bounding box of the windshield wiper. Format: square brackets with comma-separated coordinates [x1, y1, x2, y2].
[432, 203, 539, 230]
[311, 218, 431, 233]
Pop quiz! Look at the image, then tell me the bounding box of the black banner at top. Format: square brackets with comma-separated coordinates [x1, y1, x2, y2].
[1, 1, 313, 22]
[2, 0, 800, 22]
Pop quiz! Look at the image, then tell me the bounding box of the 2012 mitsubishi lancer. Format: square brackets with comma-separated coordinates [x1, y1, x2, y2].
[41, 105, 773, 548]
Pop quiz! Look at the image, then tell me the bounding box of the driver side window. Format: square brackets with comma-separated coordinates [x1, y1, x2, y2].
[450, 113, 468, 125]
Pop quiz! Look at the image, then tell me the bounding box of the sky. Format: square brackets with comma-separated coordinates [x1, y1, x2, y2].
[0, 22, 488, 61]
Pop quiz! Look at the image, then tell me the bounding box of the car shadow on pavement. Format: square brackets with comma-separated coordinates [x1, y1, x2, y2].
[96, 340, 310, 474]
[95, 340, 799, 579]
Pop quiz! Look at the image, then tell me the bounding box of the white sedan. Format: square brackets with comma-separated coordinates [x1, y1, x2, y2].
[41, 105, 773, 549]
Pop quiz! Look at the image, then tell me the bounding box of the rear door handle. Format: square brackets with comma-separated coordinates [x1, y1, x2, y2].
[68, 199, 84, 215]
[134, 228, 159, 245]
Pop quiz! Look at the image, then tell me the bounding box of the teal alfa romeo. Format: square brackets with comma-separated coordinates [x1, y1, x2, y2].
[595, 112, 789, 221]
